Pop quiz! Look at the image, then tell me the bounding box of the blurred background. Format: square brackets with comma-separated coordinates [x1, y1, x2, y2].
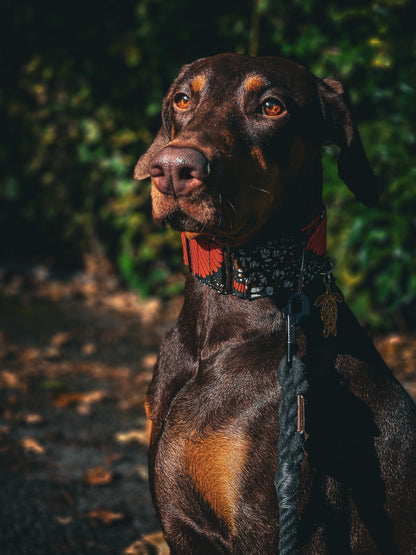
[0, 0, 415, 553]
[1, 0, 415, 329]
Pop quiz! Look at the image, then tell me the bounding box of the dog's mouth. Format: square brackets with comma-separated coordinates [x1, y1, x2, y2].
[164, 209, 206, 234]
[161, 204, 263, 247]
[163, 205, 232, 240]
[150, 155, 280, 245]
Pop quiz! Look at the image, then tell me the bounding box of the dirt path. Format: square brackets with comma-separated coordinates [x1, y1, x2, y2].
[0, 268, 180, 554]
[0, 267, 415, 554]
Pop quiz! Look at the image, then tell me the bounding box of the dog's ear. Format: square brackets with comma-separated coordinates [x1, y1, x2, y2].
[318, 78, 380, 207]
[134, 125, 170, 180]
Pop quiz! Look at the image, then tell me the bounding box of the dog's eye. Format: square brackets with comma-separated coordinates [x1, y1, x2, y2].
[174, 93, 191, 110]
[261, 99, 284, 117]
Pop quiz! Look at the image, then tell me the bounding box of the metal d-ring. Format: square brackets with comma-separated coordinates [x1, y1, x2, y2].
[320, 256, 335, 278]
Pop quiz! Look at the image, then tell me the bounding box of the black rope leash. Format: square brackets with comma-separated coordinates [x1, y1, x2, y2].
[275, 353, 308, 554]
[275, 251, 310, 554]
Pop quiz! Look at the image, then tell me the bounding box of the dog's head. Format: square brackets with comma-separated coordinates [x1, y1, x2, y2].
[135, 53, 379, 246]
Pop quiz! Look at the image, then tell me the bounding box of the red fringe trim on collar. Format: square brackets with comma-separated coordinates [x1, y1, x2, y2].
[182, 208, 327, 279]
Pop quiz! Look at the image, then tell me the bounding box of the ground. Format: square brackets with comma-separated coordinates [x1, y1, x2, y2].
[0, 263, 415, 554]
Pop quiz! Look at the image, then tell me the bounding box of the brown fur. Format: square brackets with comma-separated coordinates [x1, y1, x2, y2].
[245, 75, 267, 92]
[135, 53, 416, 554]
[184, 430, 249, 534]
[191, 75, 206, 93]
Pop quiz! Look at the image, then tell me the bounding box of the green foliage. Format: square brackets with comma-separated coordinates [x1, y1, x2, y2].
[0, 0, 415, 328]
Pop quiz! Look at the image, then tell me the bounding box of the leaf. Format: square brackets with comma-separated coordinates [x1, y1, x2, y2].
[86, 508, 125, 525]
[0, 371, 24, 389]
[81, 342, 97, 356]
[50, 332, 71, 347]
[20, 437, 45, 455]
[18, 348, 41, 362]
[24, 413, 43, 424]
[53, 390, 106, 410]
[55, 516, 73, 526]
[84, 466, 113, 486]
[123, 531, 170, 555]
[53, 392, 88, 408]
[115, 429, 149, 445]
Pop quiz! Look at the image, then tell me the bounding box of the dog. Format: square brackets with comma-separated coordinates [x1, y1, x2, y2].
[134, 53, 416, 554]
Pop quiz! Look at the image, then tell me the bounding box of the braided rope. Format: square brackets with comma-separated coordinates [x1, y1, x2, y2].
[275, 355, 309, 554]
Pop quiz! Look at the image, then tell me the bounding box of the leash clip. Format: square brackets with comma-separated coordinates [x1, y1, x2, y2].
[283, 292, 309, 365]
[283, 247, 310, 365]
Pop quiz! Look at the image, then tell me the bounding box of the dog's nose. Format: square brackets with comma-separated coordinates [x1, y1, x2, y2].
[149, 147, 208, 197]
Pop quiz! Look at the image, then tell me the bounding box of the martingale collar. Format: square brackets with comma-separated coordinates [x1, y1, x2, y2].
[181, 206, 331, 300]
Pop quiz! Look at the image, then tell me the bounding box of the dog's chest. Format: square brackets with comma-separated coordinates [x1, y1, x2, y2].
[151, 352, 282, 533]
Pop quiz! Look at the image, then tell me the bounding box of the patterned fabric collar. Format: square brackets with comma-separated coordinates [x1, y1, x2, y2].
[181, 207, 332, 300]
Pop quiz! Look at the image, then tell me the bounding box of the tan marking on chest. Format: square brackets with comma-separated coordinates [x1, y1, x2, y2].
[184, 431, 248, 534]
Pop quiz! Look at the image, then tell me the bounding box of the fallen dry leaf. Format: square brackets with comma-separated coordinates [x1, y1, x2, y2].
[24, 413, 43, 424]
[77, 390, 107, 415]
[53, 392, 88, 408]
[141, 353, 157, 371]
[102, 292, 141, 313]
[44, 346, 62, 359]
[115, 429, 149, 445]
[19, 347, 41, 362]
[42, 280, 73, 300]
[50, 332, 72, 347]
[82, 390, 106, 404]
[20, 436, 45, 455]
[53, 390, 106, 409]
[84, 466, 113, 485]
[0, 371, 23, 389]
[81, 342, 97, 356]
[123, 531, 170, 555]
[86, 508, 125, 525]
[136, 465, 148, 481]
[55, 516, 73, 525]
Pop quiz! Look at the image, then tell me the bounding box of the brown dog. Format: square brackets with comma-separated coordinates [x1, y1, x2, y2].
[135, 53, 416, 554]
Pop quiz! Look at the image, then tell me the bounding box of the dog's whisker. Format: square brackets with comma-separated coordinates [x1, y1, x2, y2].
[226, 200, 237, 214]
[249, 185, 274, 198]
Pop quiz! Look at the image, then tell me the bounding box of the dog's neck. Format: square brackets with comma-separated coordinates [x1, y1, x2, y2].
[181, 206, 331, 300]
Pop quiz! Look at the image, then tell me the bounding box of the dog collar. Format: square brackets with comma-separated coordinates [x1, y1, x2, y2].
[182, 207, 331, 299]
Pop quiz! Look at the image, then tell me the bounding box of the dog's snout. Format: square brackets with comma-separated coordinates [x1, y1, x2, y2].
[149, 147, 208, 197]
